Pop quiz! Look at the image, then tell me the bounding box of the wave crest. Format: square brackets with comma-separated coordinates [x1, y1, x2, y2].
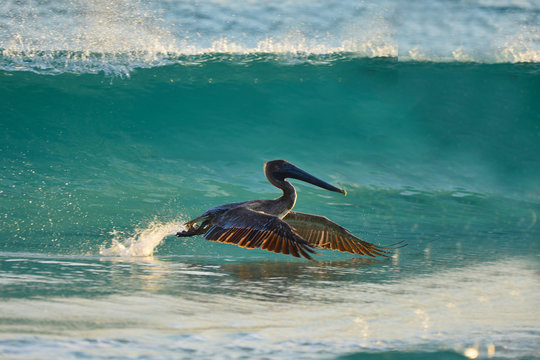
[0, 0, 538, 75]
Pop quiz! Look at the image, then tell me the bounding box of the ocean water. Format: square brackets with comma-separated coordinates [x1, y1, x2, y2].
[1, 0, 540, 359]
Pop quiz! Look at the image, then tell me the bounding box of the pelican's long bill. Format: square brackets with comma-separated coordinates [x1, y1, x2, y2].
[279, 163, 347, 195]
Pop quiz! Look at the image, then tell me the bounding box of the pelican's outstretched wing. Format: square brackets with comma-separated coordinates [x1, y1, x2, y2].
[203, 207, 318, 260]
[283, 211, 400, 257]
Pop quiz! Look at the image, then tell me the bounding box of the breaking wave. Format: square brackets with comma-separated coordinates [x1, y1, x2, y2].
[0, 0, 538, 75]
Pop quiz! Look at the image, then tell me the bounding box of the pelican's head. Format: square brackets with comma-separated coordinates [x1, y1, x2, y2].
[264, 160, 346, 195]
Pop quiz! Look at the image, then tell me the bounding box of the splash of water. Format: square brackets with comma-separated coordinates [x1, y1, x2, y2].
[99, 221, 184, 257]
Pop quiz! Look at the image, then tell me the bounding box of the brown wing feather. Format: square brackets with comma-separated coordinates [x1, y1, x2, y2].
[283, 211, 398, 257]
[203, 207, 318, 260]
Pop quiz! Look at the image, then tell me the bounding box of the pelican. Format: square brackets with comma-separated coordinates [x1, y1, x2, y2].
[177, 160, 402, 260]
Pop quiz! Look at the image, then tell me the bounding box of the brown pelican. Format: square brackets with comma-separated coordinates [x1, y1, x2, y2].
[177, 160, 402, 260]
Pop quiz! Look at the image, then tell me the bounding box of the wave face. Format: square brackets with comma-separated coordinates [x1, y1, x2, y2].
[0, 0, 539, 75]
[1, 1, 539, 359]
[1, 59, 539, 254]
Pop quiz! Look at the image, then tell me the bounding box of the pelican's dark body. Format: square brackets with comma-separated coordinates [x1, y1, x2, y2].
[177, 160, 401, 260]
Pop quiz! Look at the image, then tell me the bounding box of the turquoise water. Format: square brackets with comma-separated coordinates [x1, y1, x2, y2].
[1, 1, 540, 359]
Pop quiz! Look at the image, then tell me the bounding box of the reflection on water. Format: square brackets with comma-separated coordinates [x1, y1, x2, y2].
[0, 251, 538, 359]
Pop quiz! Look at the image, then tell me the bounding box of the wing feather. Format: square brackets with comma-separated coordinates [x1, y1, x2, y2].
[288, 240, 300, 258]
[262, 233, 275, 251]
[284, 211, 402, 257]
[340, 235, 354, 254]
[237, 229, 252, 247]
[203, 207, 317, 260]
[250, 231, 266, 248]
[273, 235, 283, 254]
[281, 233, 290, 255]
[244, 230, 261, 248]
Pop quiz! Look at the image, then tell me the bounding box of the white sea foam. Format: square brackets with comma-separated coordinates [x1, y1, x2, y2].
[99, 220, 184, 257]
[0, 0, 538, 75]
